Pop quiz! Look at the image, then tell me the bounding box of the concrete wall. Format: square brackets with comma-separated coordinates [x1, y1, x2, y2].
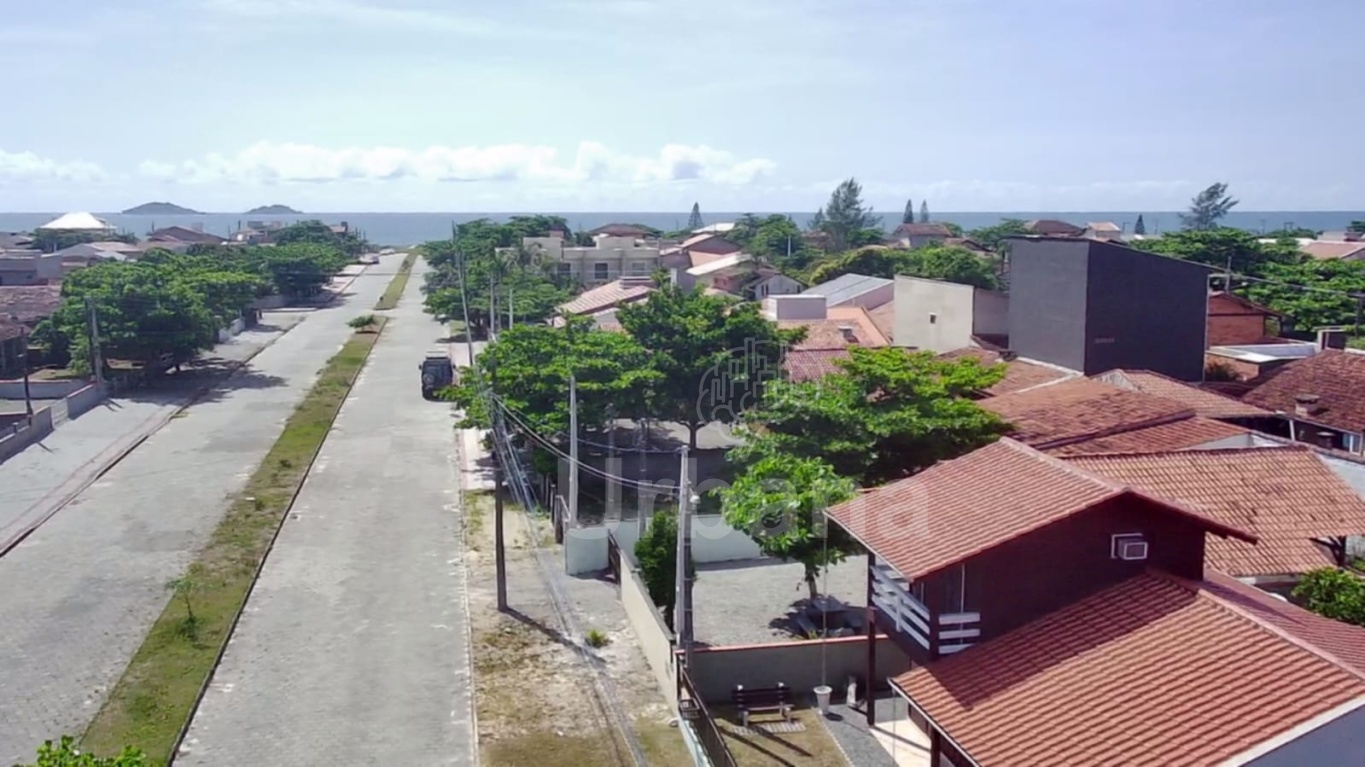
[1007, 238, 1091, 372]
[894, 276, 976, 352]
[65, 383, 105, 418]
[0, 408, 54, 463]
[686, 635, 912, 704]
[837, 280, 895, 311]
[0, 377, 89, 398]
[618, 543, 679, 705]
[565, 514, 762, 575]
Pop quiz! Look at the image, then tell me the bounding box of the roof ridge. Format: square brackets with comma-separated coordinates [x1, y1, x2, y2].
[1065, 444, 1310, 461]
[1164, 569, 1365, 684]
[1036, 409, 1198, 450]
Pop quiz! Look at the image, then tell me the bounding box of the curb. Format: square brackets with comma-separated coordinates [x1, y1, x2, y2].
[166, 319, 387, 764]
[0, 320, 301, 559]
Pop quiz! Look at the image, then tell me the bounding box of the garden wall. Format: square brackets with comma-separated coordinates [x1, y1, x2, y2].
[564, 514, 761, 576]
[685, 635, 911, 704]
[617, 542, 679, 705]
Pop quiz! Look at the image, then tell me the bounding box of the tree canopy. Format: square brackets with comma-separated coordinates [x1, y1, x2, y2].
[1134, 214, 1146, 235]
[805, 244, 999, 289]
[717, 453, 857, 600]
[1292, 567, 1365, 627]
[616, 286, 803, 448]
[730, 346, 1009, 487]
[918, 200, 929, 223]
[727, 214, 816, 273]
[635, 509, 688, 629]
[271, 219, 367, 258]
[966, 218, 1031, 253]
[813, 178, 881, 252]
[1180, 182, 1239, 231]
[1241, 259, 1365, 332]
[1130, 227, 1297, 276]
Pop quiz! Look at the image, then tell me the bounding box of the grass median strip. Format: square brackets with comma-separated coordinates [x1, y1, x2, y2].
[375, 251, 418, 310]
[79, 317, 388, 763]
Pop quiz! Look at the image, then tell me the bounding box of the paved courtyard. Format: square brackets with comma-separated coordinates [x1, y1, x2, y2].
[692, 557, 867, 647]
[0, 268, 389, 764]
[176, 260, 475, 766]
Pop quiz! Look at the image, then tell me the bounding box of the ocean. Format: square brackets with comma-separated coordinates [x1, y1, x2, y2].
[1, 211, 1361, 248]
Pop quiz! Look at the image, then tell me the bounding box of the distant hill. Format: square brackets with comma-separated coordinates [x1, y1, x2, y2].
[245, 204, 302, 215]
[122, 201, 202, 215]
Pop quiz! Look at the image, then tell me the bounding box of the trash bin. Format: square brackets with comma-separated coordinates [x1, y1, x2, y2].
[814, 685, 833, 716]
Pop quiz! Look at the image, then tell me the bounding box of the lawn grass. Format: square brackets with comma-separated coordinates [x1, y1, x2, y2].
[714, 706, 849, 767]
[375, 251, 418, 310]
[78, 318, 388, 763]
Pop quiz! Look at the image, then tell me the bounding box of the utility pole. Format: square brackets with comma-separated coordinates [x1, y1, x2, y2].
[84, 297, 104, 388]
[568, 373, 579, 528]
[675, 446, 695, 671]
[493, 438, 508, 611]
[15, 321, 32, 417]
[605, 404, 619, 518]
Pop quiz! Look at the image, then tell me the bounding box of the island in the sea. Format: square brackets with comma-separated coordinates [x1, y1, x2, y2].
[245, 204, 302, 215]
[122, 201, 203, 215]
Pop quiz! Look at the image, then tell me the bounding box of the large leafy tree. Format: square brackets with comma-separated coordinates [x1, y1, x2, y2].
[273, 219, 366, 258]
[806, 246, 917, 285]
[966, 218, 1031, 253]
[616, 286, 802, 448]
[731, 347, 1009, 486]
[1241, 258, 1365, 332]
[1180, 182, 1239, 231]
[1292, 568, 1365, 627]
[727, 214, 815, 273]
[442, 317, 659, 438]
[909, 244, 999, 289]
[1130, 227, 1297, 276]
[718, 453, 856, 600]
[813, 178, 881, 252]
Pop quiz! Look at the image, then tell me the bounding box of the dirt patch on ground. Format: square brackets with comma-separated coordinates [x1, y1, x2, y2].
[464, 491, 689, 766]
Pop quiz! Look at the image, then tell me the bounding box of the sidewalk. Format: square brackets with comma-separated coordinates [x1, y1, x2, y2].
[0, 314, 305, 553]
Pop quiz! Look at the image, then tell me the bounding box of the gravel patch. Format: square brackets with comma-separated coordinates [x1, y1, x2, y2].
[692, 557, 868, 647]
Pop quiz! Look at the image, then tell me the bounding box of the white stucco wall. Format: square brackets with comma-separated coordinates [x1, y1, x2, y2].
[894, 276, 976, 351]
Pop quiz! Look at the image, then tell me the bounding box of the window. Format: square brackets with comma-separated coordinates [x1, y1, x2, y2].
[593, 262, 610, 280]
[556, 263, 572, 278]
[1347, 433, 1364, 454]
[941, 565, 966, 613]
[630, 261, 650, 276]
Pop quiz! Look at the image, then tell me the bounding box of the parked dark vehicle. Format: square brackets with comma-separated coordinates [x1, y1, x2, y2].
[419, 351, 454, 399]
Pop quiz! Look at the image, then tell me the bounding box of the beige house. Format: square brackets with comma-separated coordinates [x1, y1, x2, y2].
[516, 234, 662, 287]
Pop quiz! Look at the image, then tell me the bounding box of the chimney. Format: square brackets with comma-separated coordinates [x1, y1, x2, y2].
[1315, 431, 1337, 450]
[1295, 393, 1321, 417]
[838, 325, 858, 344]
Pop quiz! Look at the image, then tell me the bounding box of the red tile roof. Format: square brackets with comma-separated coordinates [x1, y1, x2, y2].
[892, 223, 952, 238]
[980, 378, 1194, 448]
[0, 285, 62, 324]
[557, 279, 654, 316]
[935, 347, 1076, 396]
[1242, 349, 1365, 434]
[827, 438, 1254, 581]
[781, 348, 850, 382]
[1303, 240, 1365, 261]
[1044, 416, 1249, 456]
[1067, 447, 1365, 577]
[1095, 369, 1273, 419]
[778, 306, 889, 349]
[894, 570, 1365, 767]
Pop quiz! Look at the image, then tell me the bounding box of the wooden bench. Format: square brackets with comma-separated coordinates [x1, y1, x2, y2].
[732, 683, 794, 728]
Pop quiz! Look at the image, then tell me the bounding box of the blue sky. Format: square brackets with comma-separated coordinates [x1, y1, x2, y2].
[2, 0, 1361, 212]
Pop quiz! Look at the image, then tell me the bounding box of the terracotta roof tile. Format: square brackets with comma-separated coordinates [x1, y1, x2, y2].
[935, 347, 1077, 396]
[1067, 447, 1365, 577]
[827, 438, 1254, 581]
[1044, 416, 1249, 456]
[892, 223, 952, 237]
[778, 306, 889, 350]
[1242, 350, 1365, 434]
[0, 285, 62, 323]
[980, 378, 1193, 448]
[1095, 369, 1273, 419]
[781, 348, 849, 382]
[894, 570, 1365, 767]
[1302, 240, 1365, 260]
[558, 279, 654, 316]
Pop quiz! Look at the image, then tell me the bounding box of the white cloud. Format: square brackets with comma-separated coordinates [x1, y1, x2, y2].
[0, 149, 104, 184]
[140, 141, 775, 187]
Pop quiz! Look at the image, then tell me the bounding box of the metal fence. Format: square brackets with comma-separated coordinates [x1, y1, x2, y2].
[678, 663, 738, 767]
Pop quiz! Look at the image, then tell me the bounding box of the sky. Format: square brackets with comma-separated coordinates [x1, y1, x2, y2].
[2, 0, 1363, 213]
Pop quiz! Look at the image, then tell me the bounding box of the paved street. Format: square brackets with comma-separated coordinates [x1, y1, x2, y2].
[0, 266, 393, 764]
[177, 259, 475, 766]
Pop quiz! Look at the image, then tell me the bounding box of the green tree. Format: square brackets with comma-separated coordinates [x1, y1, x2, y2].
[741, 215, 815, 273]
[441, 317, 659, 439]
[732, 347, 1009, 486]
[1263, 226, 1318, 239]
[910, 244, 1000, 289]
[919, 200, 929, 223]
[966, 218, 1032, 253]
[805, 247, 916, 285]
[616, 286, 802, 449]
[717, 453, 856, 600]
[1180, 182, 1239, 231]
[635, 510, 688, 629]
[1292, 568, 1365, 626]
[1241, 259, 1365, 332]
[15, 735, 148, 767]
[1134, 215, 1146, 235]
[30, 230, 137, 253]
[273, 219, 366, 258]
[1130, 227, 1297, 277]
[814, 178, 879, 252]
[902, 198, 915, 225]
[687, 203, 703, 231]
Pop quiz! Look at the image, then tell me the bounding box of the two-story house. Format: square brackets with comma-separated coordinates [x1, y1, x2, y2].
[887, 223, 952, 249]
[1241, 348, 1365, 455]
[517, 234, 662, 286]
[827, 437, 1365, 766]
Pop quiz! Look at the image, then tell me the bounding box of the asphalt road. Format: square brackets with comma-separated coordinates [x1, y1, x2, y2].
[0, 267, 393, 764]
[176, 259, 475, 766]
